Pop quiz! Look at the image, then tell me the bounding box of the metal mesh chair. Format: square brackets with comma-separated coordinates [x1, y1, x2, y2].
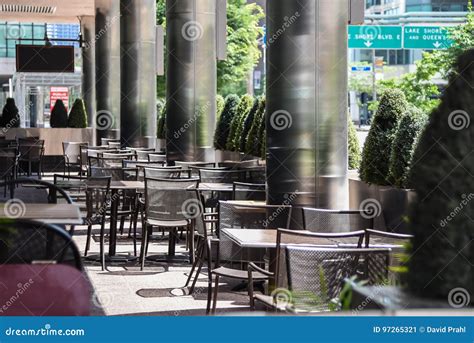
[148, 153, 167, 163]
[0, 149, 19, 197]
[0, 219, 83, 270]
[232, 182, 266, 201]
[63, 142, 87, 176]
[143, 167, 190, 179]
[302, 208, 374, 234]
[283, 246, 391, 312]
[140, 178, 200, 269]
[18, 140, 44, 178]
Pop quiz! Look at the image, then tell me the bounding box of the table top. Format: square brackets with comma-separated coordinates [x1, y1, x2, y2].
[0, 203, 82, 225]
[197, 183, 234, 192]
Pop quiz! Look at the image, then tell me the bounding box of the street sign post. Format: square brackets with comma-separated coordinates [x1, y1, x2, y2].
[403, 26, 452, 49]
[348, 25, 402, 49]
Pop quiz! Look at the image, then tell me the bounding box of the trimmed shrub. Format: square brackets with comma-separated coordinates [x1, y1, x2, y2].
[260, 128, 266, 159]
[214, 94, 239, 150]
[67, 98, 88, 128]
[227, 94, 254, 151]
[239, 97, 260, 152]
[348, 118, 361, 170]
[407, 50, 474, 302]
[50, 100, 68, 128]
[156, 99, 166, 139]
[359, 89, 408, 185]
[216, 94, 225, 120]
[388, 107, 427, 188]
[245, 96, 265, 156]
[1, 98, 20, 128]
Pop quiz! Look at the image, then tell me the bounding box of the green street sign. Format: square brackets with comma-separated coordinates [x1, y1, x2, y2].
[403, 26, 453, 49]
[348, 25, 402, 49]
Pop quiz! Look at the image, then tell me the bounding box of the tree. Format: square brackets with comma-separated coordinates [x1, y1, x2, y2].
[216, 95, 225, 120]
[67, 99, 88, 128]
[1, 98, 20, 128]
[388, 107, 427, 188]
[359, 89, 408, 185]
[214, 94, 240, 150]
[226, 94, 254, 151]
[239, 97, 260, 152]
[156, 99, 166, 139]
[50, 100, 68, 128]
[245, 96, 265, 156]
[407, 50, 474, 302]
[155, 0, 264, 97]
[348, 118, 361, 170]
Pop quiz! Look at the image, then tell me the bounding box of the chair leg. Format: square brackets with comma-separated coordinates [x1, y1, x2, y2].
[206, 273, 213, 314]
[99, 223, 105, 271]
[189, 259, 204, 295]
[185, 240, 203, 288]
[139, 224, 149, 271]
[85, 224, 93, 256]
[212, 275, 220, 314]
[132, 213, 138, 256]
[119, 216, 125, 235]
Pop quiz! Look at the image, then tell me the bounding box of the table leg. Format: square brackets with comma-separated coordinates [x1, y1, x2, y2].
[108, 189, 119, 256]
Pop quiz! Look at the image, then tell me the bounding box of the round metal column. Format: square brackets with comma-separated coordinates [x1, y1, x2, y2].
[81, 16, 96, 128]
[120, 0, 157, 148]
[95, 0, 121, 144]
[266, 0, 348, 209]
[166, 0, 217, 163]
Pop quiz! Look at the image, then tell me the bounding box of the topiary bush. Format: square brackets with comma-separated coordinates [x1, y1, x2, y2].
[359, 89, 408, 185]
[348, 118, 361, 170]
[407, 50, 474, 303]
[50, 100, 68, 128]
[239, 97, 260, 152]
[216, 94, 225, 120]
[388, 106, 427, 188]
[67, 98, 88, 128]
[1, 98, 20, 128]
[156, 99, 166, 139]
[214, 94, 239, 150]
[245, 96, 265, 157]
[226, 94, 254, 151]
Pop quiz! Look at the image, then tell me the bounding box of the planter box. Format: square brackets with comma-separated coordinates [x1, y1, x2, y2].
[349, 177, 416, 233]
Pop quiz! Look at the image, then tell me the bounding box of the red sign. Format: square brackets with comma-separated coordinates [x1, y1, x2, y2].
[50, 87, 69, 111]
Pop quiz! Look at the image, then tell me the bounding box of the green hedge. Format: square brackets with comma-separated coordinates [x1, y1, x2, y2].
[1, 98, 20, 128]
[388, 106, 427, 188]
[214, 94, 239, 150]
[348, 118, 361, 170]
[67, 98, 88, 128]
[156, 99, 166, 139]
[50, 100, 68, 128]
[407, 50, 474, 302]
[227, 94, 254, 151]
[216, 94, 225, 121]
[245, 96, 265, 157]
[239, 97, 260, 152]
[359, 89, 408, 185]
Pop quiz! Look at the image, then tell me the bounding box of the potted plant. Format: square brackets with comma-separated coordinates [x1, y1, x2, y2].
[67, 98, 88, 128]
[1, 98, 21, 129]
[226, 94, 254, 152]
[348, 117, 361, 171]
[50, 100, 68, 128]
[239, 97, 260, 153]
[245, 96, 265, 158]
[214, 94, 240, 161]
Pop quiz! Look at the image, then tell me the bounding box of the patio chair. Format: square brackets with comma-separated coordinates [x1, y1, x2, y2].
[63, 142, 88, 176]
[101, 138, 120, 146]
[0, 219, 82, 270]
[143, 166, 190, 179]
[203, 202, 293, 313]
[284, 246, 390, 312]
[175, 161, 215, 170]
[301, 207, 375, 234]
[123, 161, 168, 181]
[247, 228, 366, 312]
[0, 149, 19, 197]
[17, 139, 44, 178]
[140, 178, 200, 269]
[232, 182, 266, 201]
[148, 153, 167, 163]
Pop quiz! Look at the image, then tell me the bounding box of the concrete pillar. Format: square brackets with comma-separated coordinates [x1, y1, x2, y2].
[95, 0, 121, 144]
[120, 0, 157, 148]
[166, 0, 217, 163]
[266, 0, 349, 209]
[81, 16, 96, 128]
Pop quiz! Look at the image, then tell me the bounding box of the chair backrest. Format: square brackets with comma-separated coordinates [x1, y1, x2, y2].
[175, 161, 215, 170]
[284, 246, 391, 312]
[144, 177, 200, 223]
[0, 151, 18, 177]
[123, 161, 168, 180]
[108, 141, 121, 148]
[18, 140, 44, 160]
[232, 182, 266, 201]
[63, 142, 86, 165]
[199, 168, 246, 183]
[0, 219, 83, 270]
[89, 166, 137, 181]
[0, 264, 90, 316]
[144, 167, 190, 179]
[301, 207, 374, 233]
[101, 138, 119, 146]
[364, 229, 413, 248]
[84, 177, 111, 224]
[148, 153, 167, 162]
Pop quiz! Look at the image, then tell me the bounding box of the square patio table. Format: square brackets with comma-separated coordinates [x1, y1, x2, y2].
[0, 203, 82, 226]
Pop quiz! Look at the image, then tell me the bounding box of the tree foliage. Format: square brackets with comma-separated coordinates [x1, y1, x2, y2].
[216, 94, 225, 120]
[156, 99, 166, 139]
[348, 118, 361, 170]
[239, 97, 260, 152]
[214, 94, 240, 150]
[359, 89, 408, 185]
[50, 100, 68, 128]
[407, 50, 474, 302]
[67, 98, 88, 128]
[227, 94, 254, 151]
[245, 96, 265, 156]
[1, 98, 20, 128]
[388, 107, 427, 188]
